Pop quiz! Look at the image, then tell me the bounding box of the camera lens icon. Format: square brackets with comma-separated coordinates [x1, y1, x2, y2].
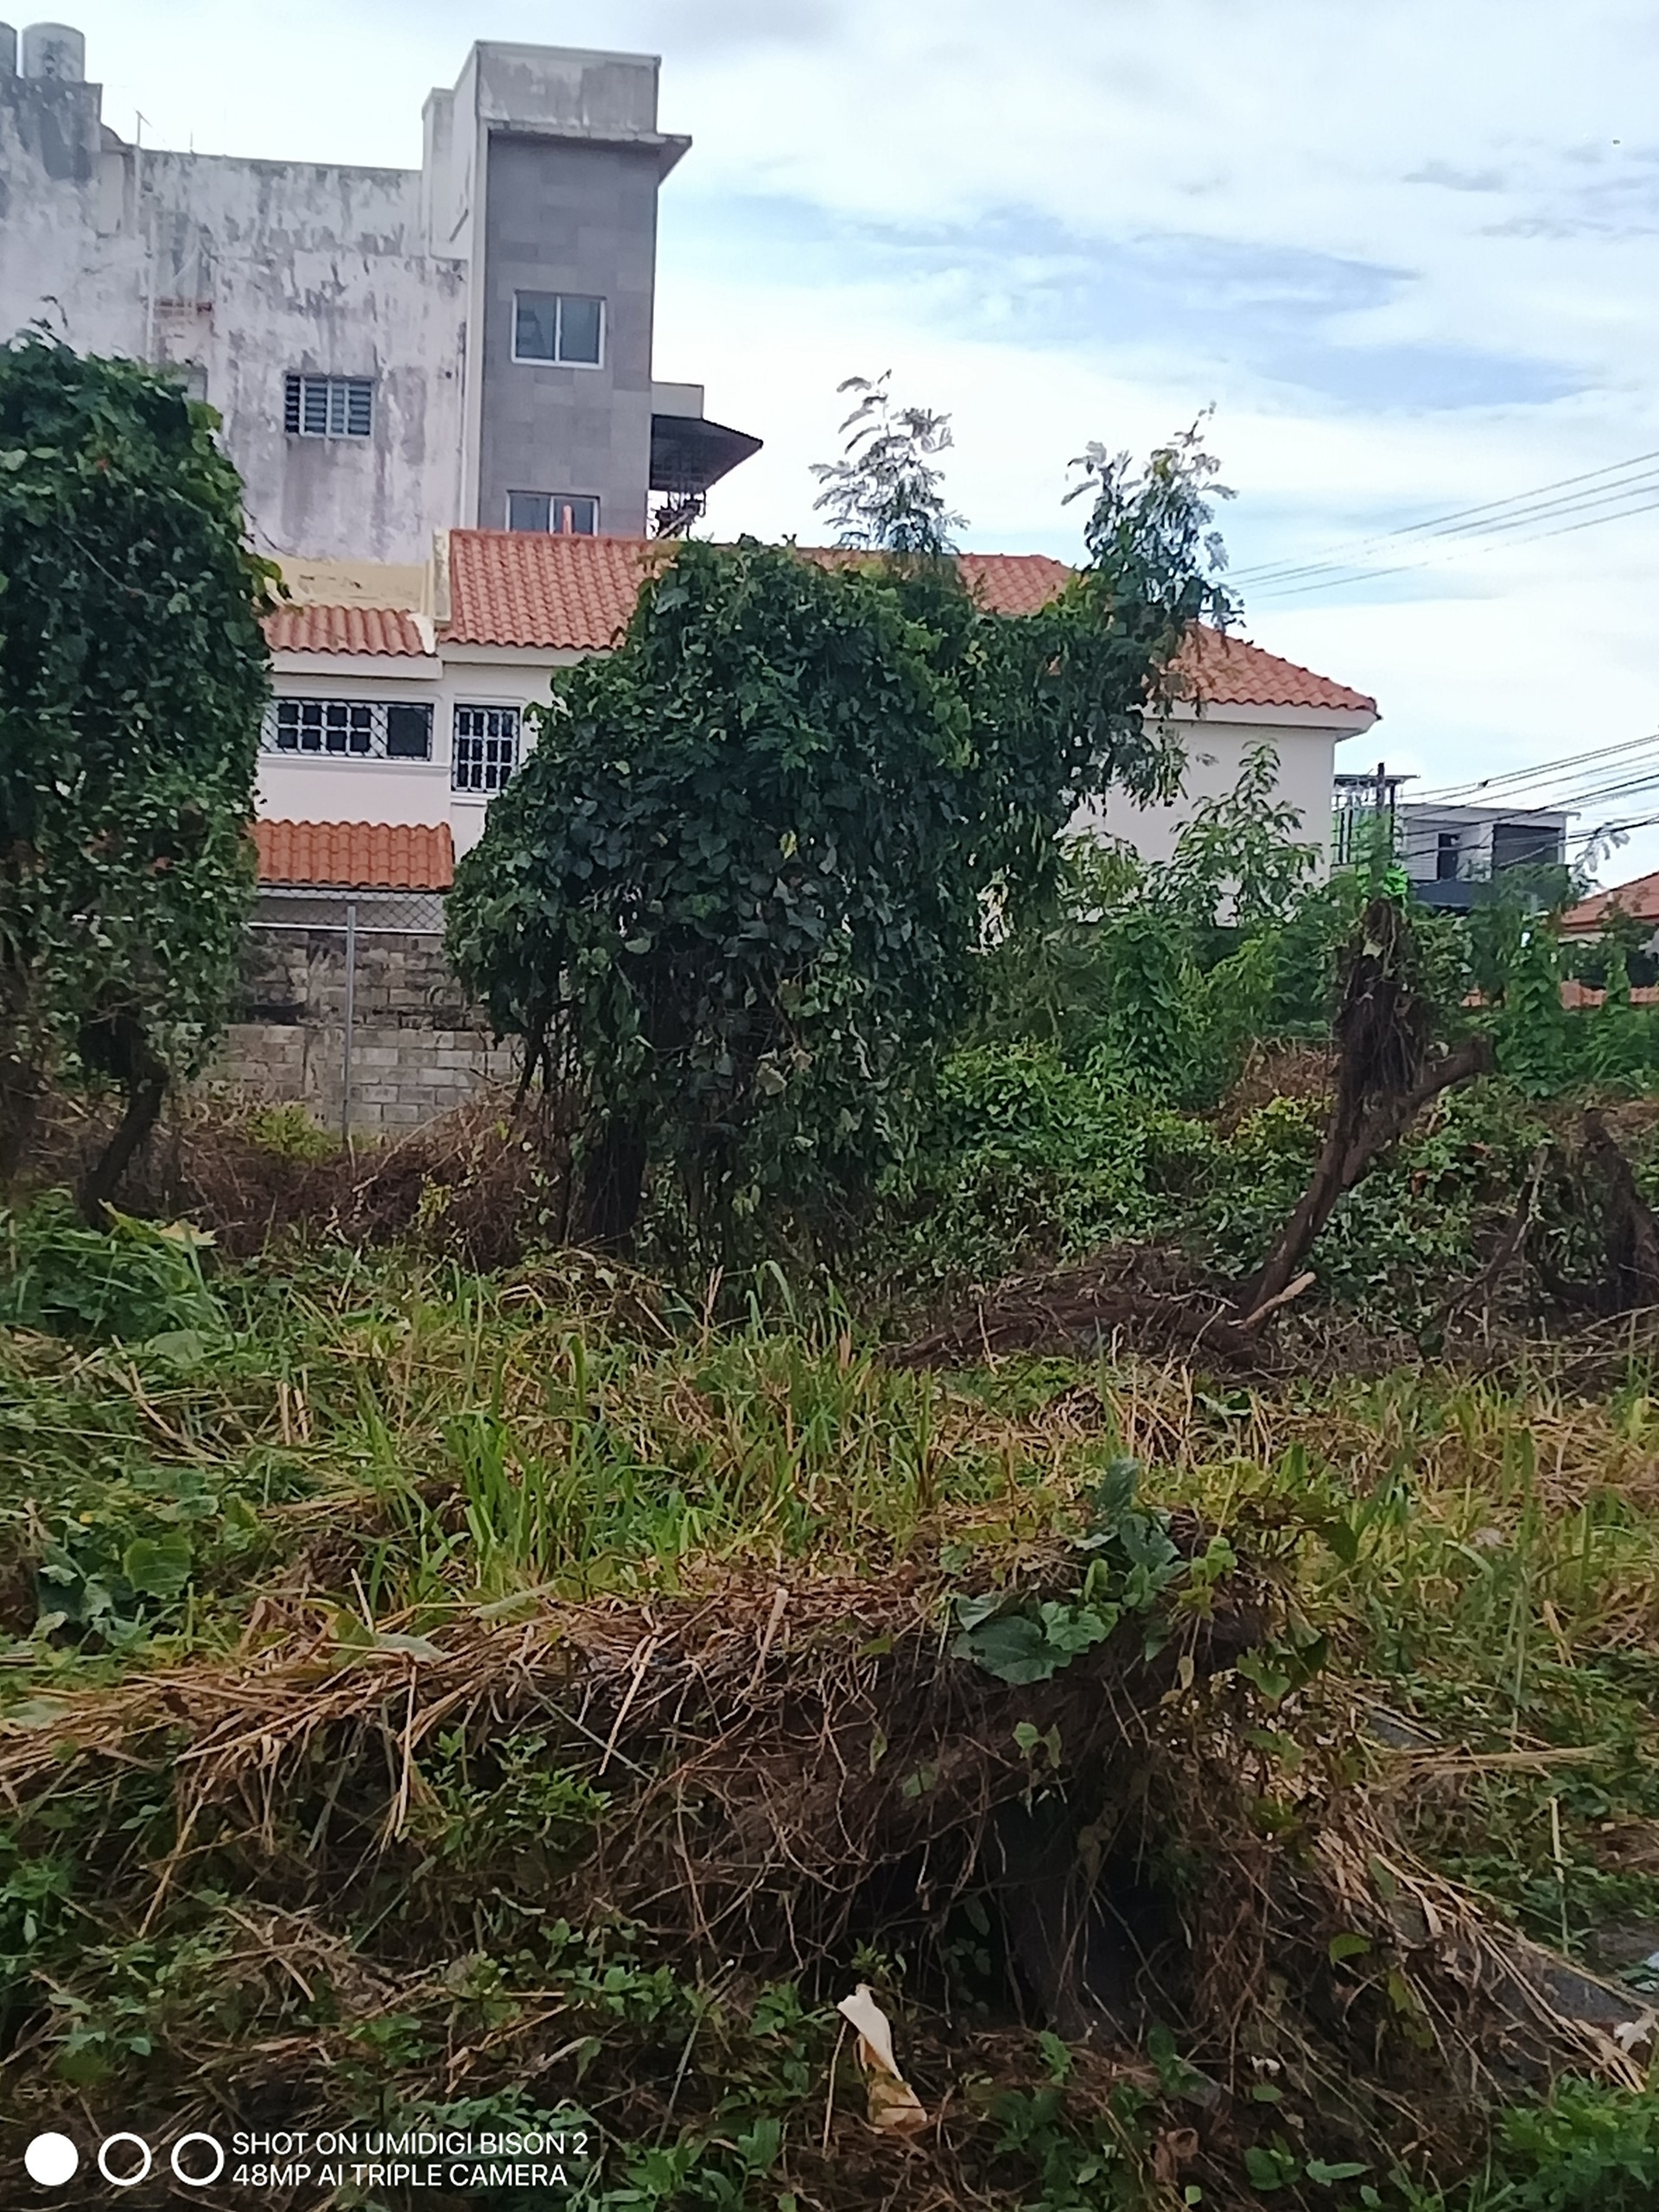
[23, 2133, 79, 2186]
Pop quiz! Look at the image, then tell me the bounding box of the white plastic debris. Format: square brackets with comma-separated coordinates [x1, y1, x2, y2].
[836, 1984, 928, 2133]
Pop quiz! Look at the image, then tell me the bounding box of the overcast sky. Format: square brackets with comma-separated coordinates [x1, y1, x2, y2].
[59, 1, 1659, 880]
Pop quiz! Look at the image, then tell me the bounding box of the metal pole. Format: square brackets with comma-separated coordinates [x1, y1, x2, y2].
[340, 899, 357, 1150]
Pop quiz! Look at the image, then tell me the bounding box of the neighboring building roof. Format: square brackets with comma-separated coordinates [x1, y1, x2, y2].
[265, 604, 432, 658]
[1179, 625, 1376, 715]
[255, 820, 454, 892]
[439, 531, 1375, 715]
[1561, 870, 1659, 932]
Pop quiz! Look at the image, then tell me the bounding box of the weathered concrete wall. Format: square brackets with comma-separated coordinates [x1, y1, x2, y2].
[0, 36, 682, 563]
[212, 929, 516, 1137]
[0, 70, 466, 563]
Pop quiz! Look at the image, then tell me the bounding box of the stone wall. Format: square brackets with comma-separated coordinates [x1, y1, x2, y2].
[211, 926, 517, 1137]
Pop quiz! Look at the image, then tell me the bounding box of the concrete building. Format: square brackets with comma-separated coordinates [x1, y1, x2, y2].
[0, 24, 760, 563]
[1333, 772, 1568, 907]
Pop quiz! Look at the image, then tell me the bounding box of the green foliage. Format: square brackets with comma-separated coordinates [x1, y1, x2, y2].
[243, 1102, 335, 1161]
[809, 371, 966, 554]
[1496, 929, 1571, 1096]
[950, 1456, 1186, 1682]
[451, 422, 1232, 1261]
[1471, 2082, 1659, 2211]
[976, 742, 1319, 1108]
[0, 1192, 224, 1341]
[414, 1729, 612, 1866]
[0, 337, 273, 1174]
[890, 1042, 1211, 1289]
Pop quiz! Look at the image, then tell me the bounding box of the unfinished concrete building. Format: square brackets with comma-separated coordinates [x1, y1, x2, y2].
[0, 24, 760, 561]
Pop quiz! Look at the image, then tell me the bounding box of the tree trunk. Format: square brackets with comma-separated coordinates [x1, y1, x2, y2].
[79, 1056, 167, 1224]
[1240, 1035, 1492, 1319]
[574, 1117, 649, 1251]
[1580, 1108, 1659, 1312]
[0, 1047, 41, 1193]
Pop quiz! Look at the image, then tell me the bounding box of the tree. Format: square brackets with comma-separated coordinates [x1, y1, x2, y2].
[809, 372, 966, 556]
[0, 337, 273, 1213]
[448, 423, 1235, 1260]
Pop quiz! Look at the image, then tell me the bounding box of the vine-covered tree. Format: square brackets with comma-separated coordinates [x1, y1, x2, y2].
[448, 420, 1234, 1258]
[0, 338, 273, 1212]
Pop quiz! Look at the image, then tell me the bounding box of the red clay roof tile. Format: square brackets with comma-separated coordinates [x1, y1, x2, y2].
[1562, 870, 1659, 931]
[254, 820, 454, 891]
[441, 531, 1375, 714]
[264, 604, 431, 658]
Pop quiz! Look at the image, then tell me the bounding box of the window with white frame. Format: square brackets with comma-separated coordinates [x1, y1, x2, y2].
[284, 374, 374, 438]
[453, 704, 520, 794]
[451, 708, 522, 796]
[263, 697, 432, 760]
[506, 490, 599, 535]
[511, 292, 604, 366]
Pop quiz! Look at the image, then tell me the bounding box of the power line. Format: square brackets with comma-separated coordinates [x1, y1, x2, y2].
[1240, 467, 1659, 591]
[1417, 730, 1659, 804]
[1230, 444, 1659, 588]
[1247, 485, 1659, 601]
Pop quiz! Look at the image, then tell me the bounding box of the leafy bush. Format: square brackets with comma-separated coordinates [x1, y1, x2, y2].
[0, 337, 273, 1208]
[1478, 2081, 1659, 2211]
[890, 1042, 1211, 1288]
[0, 1193, 224, 1342]
[450, 423, 1235, 1263]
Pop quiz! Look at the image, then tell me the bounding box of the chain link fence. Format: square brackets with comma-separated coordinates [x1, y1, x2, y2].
[232, 889, 510, 1142]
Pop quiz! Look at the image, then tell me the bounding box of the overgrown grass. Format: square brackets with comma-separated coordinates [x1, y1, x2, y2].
[3, 1218, 1659, 2206]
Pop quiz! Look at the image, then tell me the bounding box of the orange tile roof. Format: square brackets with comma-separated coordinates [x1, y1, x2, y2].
[441, 531, 1375, 714]
[1179, 624, 1376, 715]
[264, 604, 431, 658]
[1562, 870, 1659, 931]
[255, 820, 454, 891]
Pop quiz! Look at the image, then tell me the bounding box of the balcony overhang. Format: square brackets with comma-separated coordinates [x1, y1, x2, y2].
[649, 410, 763, 497]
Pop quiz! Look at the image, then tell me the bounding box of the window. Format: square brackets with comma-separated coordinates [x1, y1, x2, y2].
[454, 704, 520, 794]
[284, 374, 374, 438]
[512, 292, 604, 366]
[506, 491, 600, 535]
[1436, 831, 1460, 881]
[263, 698, 432, 760]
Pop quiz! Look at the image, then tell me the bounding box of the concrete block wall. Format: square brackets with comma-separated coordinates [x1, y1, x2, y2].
[210, 928, 518, 1137]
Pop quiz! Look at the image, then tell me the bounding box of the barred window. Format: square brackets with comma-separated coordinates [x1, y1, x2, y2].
[263, 697, 432, 760]
[283, 374, 374, 438]
[453, 704, 520, 794]
[512, 292, 604, 366]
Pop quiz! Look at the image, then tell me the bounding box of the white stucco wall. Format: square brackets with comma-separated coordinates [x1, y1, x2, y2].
[258, 648, 1373, 878]
[1079, 703, 1375, 872]
[258, 645, 571, 857]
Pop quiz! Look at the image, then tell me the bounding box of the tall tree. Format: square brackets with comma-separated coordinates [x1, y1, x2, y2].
[809, 372, 966, 556]
[0, 337, 273, 1213]
[449, 421, 1235, 1260]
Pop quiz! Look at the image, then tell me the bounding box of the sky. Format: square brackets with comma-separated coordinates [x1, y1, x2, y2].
[58, 0, 1659, 882]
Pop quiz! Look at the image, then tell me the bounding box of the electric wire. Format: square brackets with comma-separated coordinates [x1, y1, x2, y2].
[1416, 730, 1659, 804]
[1246, 485, 1659, 601]
[1230, 445, 1659, 588]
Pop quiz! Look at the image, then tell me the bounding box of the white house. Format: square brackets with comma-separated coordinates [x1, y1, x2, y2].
[255, 531, 1378, 895]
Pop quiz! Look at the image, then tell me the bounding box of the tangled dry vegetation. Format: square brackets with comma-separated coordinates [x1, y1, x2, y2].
[3, 1226, 1659, 2209]
[0, 1554, 1647, 2212]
